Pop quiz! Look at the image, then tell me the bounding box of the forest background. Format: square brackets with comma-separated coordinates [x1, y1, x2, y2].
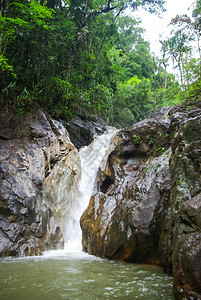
[0, 0, 200, 128]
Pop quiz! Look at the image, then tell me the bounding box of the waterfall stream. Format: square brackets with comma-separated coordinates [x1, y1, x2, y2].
[44, 128, 117, 257]
[64, 128, 117, 252]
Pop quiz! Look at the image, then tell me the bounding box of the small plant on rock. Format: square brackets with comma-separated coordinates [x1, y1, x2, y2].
[133, 134, 140, 144]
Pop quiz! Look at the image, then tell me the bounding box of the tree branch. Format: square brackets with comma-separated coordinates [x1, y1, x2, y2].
[79, 2, 120, 29]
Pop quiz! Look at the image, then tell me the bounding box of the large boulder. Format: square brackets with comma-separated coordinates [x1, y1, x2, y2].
[0, 111, 80, 256]
[81, 107, 172, 263]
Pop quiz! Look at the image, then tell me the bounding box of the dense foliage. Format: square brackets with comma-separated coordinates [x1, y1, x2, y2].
[0, 0, 200, 127]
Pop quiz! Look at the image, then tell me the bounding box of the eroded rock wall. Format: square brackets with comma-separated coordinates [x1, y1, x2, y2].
[168, 107, 201, 299]
[81, 107, 172, 263]
[0, 111, 79, 256]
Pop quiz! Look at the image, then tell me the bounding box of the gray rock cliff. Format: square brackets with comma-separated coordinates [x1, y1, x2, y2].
[0, 111, 79, 256]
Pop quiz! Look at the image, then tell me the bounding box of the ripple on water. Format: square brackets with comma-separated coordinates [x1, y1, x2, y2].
[0, 253, 174, 300]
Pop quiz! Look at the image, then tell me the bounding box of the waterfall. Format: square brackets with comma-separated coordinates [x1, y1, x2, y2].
[64, 128, 117, 253]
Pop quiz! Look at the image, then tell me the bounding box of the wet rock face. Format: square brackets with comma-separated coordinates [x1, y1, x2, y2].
[168, 109, 201, 299]
[64, 116, 107, 149]
[80, 103, 201, 299]
[0, 111, 78, 256]
[81, 107, 172, 264]
[81, 153, 171, 263]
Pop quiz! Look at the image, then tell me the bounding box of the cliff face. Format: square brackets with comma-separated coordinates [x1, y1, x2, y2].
[168, 107, 201, 299]
[80, 103, 201, 299]
[0, 111, 80, 256]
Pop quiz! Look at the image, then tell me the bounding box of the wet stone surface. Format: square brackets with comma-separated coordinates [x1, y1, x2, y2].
[0, 111, 77, 256]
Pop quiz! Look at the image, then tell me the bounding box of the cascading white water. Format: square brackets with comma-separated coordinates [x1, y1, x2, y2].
[64, 128, 117, 253]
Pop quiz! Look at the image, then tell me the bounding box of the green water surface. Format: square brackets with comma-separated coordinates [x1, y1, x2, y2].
[0, 251, 174, 300]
